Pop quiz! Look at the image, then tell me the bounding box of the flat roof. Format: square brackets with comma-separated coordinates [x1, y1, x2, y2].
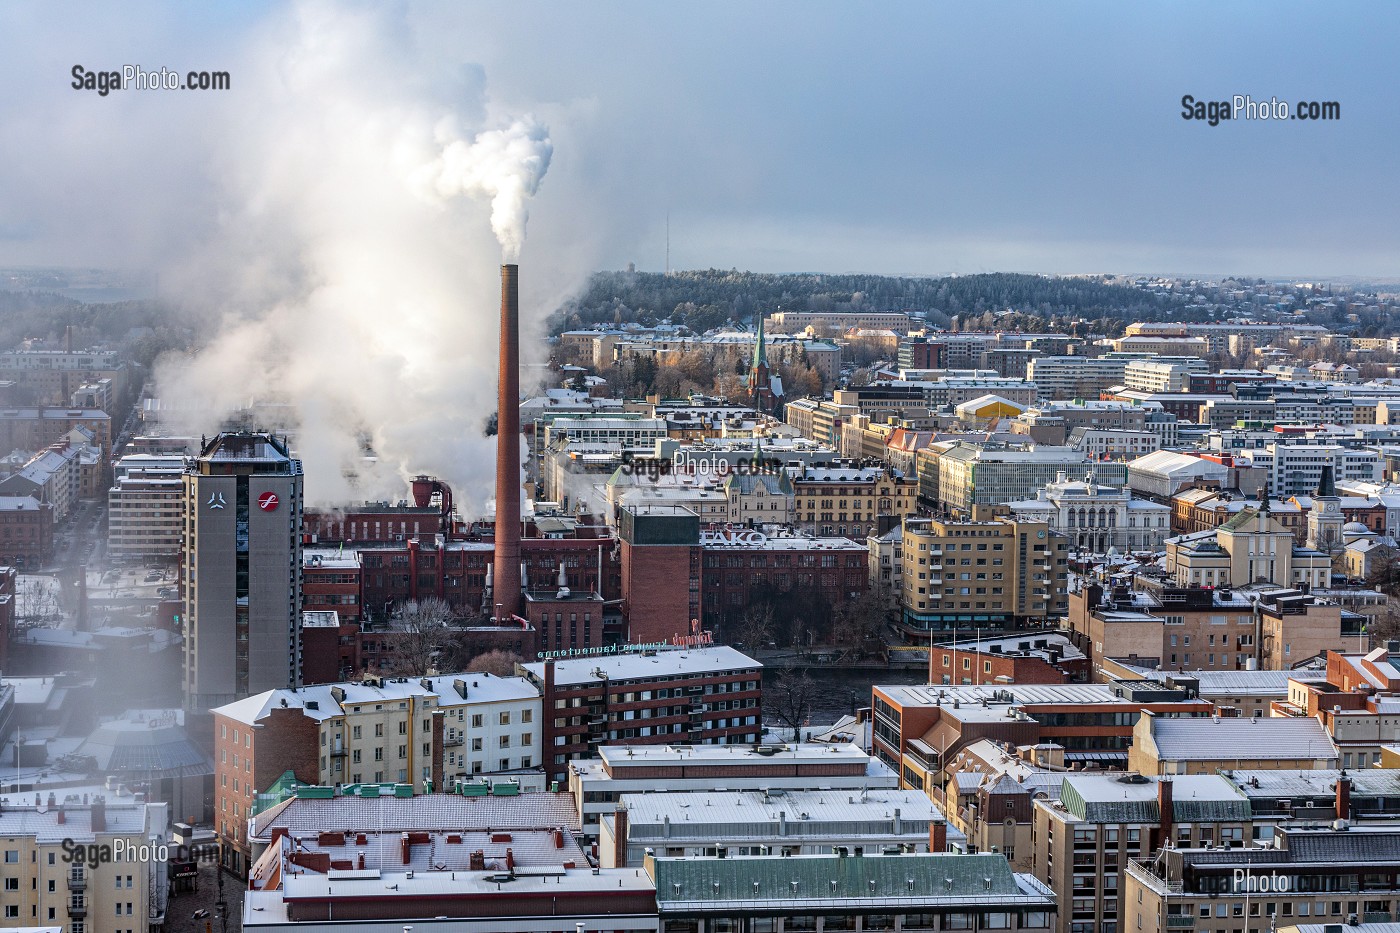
[597, 742, 871, 769]
[251, 791, 579, 841]
[875, 682, 1132, 709]
[523, 646, 760, 687]
[622, 788, 946, 835]
[1149, 715, 1335, 761]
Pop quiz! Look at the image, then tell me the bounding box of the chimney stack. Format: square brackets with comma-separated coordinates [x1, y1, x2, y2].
[1157, 778, 1173, 844]
[431, 710, 445, 793]
[493, 264, 523, 621]
[1336, 774, 1352, 821]
[613, 808, 628, 868]
[929, 819, 947, 853]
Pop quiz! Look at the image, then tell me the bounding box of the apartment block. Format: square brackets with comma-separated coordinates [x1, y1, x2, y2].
[0, 796, 169, 933]
[106, 455, 186, 560]
[521, 646, 763, 785]
[210, 671, 542, 875]
[1032, 773, 1254, 933]
[899, 513, 1069, 637]
[793, 463, 917, 538]
[1125, 825, 1400, 933]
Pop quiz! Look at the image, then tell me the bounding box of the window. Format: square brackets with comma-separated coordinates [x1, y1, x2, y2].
[500, 711, 511, 725]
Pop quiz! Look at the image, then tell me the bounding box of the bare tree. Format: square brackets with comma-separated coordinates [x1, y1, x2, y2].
[834, 595, 895, 657]
[769, 665, 815, 741]
[381, 597, 456, 676]
[466, 649, 523, 677]
[731, 602, 775, 650]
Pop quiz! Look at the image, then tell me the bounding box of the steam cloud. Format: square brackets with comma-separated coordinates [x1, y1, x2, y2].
[414, 118, 554, 262]
[146, 2, 562, 510]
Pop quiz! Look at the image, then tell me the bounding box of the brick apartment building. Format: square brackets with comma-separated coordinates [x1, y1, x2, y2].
[521, 645, 763, 785]
[0, 496, 53, 569]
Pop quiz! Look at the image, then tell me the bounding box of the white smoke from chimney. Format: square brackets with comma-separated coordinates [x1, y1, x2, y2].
[412, 117, 553, 262]
[146, 1, 569, 510]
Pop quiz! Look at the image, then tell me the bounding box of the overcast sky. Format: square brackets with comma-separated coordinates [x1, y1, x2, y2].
[1, 1, 1397, 280]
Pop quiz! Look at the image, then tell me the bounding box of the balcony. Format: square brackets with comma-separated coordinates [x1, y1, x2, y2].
[68, 898, 87, 919]
[442, 734, 463, 747]
[1166, 917, 1195, 929]
[67, 871, 86, 892]
[330, 744, 347, 757]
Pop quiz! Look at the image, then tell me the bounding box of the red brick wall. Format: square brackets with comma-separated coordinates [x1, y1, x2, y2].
[928, 647, 1072, 685]
[621, 541, 697, 643]
[300, 624, 342, 686]
[0, 503, 52, 569]
[215, 707, 320, 864]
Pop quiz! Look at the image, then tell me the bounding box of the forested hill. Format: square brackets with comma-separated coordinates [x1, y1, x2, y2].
[549, 269, 1182, 334]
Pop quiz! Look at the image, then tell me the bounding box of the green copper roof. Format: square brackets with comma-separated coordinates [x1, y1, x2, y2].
[1058, 774, 1251, 824]
[653, 852, 1041, 907]
[753, 311, 768, 368]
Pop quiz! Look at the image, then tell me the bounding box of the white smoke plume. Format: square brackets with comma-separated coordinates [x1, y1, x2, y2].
[145, 2, 565, 511]
[413, 118, 554, 262]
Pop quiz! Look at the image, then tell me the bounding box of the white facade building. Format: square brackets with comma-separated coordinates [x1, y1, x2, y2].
[1005, 471, 1171, 554]
[108, 454, 188, 559]
[1266, 443, 1383, 497]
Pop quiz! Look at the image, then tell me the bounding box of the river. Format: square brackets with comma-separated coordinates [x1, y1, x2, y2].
[761, 665, 926, 733]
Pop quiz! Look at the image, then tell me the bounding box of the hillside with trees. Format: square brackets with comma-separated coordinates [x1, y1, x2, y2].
[549, 269, 1184, 334]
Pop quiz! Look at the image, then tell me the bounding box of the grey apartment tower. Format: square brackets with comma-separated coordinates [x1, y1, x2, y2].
[183, 432, 304, 711]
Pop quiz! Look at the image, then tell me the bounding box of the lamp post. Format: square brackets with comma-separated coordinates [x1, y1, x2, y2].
[214, 859, 228, 933]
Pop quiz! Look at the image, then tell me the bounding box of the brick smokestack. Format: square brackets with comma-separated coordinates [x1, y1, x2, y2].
[431, 710, 446, 793]
[1336, 774, 1351, 821]
[493, 263, 523, 620]
[929, 818, 947, 853]
[614, 807, 629, 867]
[1157, 778, 1173, 845]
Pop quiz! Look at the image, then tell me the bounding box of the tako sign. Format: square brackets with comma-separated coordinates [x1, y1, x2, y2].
[699, 526, 767, 546]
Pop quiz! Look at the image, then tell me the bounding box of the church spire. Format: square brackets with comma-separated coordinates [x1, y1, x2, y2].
[753, 310, 768, 369]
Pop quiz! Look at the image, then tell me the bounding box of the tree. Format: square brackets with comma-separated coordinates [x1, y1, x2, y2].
[467, 649, 524, 677]
[730, 602, 775, 650]
[382, 597, 456, 676]
[833, 594, 896, 656]
[769, 665, 816, 741]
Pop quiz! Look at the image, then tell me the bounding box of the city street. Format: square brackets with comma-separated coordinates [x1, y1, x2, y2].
[164, 862, 244, 933]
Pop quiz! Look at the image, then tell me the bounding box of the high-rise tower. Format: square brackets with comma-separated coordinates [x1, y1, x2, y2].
[183, 432, 303, 711]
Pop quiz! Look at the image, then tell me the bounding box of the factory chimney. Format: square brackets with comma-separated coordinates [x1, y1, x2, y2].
[493, 264, 523, 620]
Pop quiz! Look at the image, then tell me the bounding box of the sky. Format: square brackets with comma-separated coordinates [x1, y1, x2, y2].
[0, 1, 1396, 280]
[0, 1, 1395, 506]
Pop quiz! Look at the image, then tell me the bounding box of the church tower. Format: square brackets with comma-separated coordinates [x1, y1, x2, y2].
[1306, 464, 1345, 554]
[747, 311, 783, 413]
